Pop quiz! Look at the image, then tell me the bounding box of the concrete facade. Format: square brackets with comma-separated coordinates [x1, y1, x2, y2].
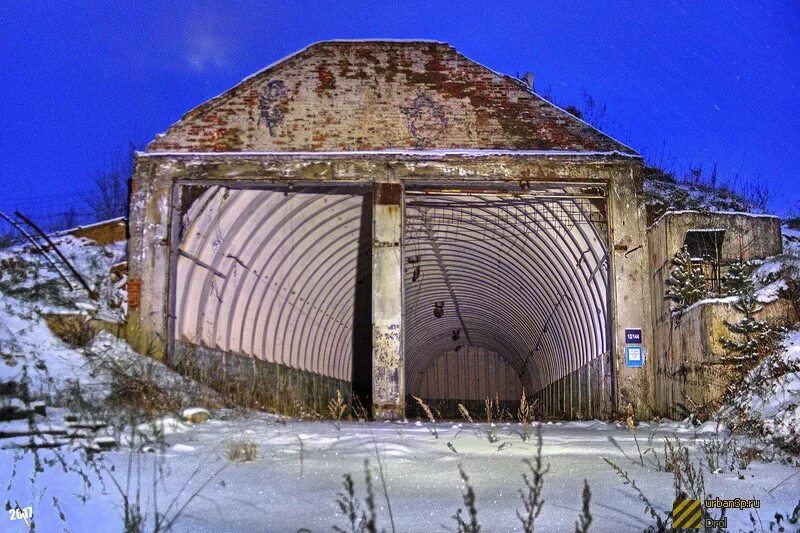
[128, 41, 656, 420]
[647, 211, 788, 418]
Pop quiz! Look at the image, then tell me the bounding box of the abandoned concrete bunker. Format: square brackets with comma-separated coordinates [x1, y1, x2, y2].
[127, 40, 783, 420]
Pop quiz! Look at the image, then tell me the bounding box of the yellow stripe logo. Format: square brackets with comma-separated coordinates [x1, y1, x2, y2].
[672, 499, 703, 529]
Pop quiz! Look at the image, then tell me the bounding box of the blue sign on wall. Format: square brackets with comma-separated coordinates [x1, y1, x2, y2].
[625, 345, 644, 368]
[625, 328, 642, 344]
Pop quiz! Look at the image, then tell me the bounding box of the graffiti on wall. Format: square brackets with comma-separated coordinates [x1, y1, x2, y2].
[258, 80, 288, 136]
[401, 94, 448, 147]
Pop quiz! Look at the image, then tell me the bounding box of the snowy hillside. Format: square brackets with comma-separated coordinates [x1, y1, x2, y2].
[0, 235, 127, 322]
[720, 330, 800, 454]
[711, 225, 800, 455]
[642, 166, 758, 225]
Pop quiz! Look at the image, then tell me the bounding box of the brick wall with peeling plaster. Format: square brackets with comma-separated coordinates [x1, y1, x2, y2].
[148, 41, 632, 154]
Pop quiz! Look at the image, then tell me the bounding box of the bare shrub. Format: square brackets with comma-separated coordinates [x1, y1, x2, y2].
[333, 460, 379, 533]
[328, 389, 348, 428]
[667, 439, 706, 502]
[84, 144, 135, 221]
[607, 436, 728, 532]
[698, 423, 739, 474]
[738, 178, 770, 212]
[225, 435, 258, 462]
[0, 226, 18, 249]
[108, 366, 182, 416]
[517, 426, 549, 532]
[47, 314, 96, 348]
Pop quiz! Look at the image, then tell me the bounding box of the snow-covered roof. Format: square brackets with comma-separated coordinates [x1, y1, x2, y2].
[648, 209, 780, 231]
[140, 149, 639, 159]
[51, 216, 127, 237]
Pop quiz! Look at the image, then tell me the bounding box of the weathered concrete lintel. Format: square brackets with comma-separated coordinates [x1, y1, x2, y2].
[135, 151, 642, 186]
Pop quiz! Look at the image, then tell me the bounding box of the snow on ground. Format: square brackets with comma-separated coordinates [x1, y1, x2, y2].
[2, 223, 800, 532]
[0, 290, 218, 406]
[3, 417, 800, 532]
[3, 270, 797, 531]
[0, 291, 100, 396]
[748, 226, 800, 305]
[720, 330, 800, 454]
[0, 234, 127, 321]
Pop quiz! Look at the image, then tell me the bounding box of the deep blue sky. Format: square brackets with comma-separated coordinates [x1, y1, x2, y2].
[1, 1, 798, 225]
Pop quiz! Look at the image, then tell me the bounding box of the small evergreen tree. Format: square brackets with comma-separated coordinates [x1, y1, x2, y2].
[721, 260, 752, 297]
[665, 246, 707, 313]
[720, 286, 770, 371]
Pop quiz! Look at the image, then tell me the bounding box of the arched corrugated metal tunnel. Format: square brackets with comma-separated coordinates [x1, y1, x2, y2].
[173, 184, 610, 415]
[175, 186, 369, 383]
[403, 191, 609, 406]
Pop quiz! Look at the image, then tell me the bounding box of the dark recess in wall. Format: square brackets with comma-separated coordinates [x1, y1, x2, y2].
[351, 193, 373, 408]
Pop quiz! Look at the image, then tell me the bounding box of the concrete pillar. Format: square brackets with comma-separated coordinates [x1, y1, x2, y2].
[126, 156, 177, 360]
[371, 182, 405, 420]
[607, 163, 656, 419]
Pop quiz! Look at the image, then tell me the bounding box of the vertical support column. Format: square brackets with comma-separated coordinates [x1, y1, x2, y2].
[607, 161, 656, 419]
[372, 182, 405, 420]
[126, 156, 177, 360]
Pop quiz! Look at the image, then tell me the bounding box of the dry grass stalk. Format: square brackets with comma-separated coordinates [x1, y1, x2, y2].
[333, 460, 380, 533]
[517, 425, 549, 532]
[484, 397, 494, 425]
[351, 395, 370, 423]
[575, 479, 592, 533]
[453, 465, 481, 532]
[624, 402, 636, 431]
[483, 397, 499, 442]
[226, 435, 257, 462]
[170, 356, 332, 418]
[518, 389, 534, 442]
[328, 389, 347, 423]
[604, 458, 671, 531]
[412, 395, 438, 439]
[457, 403, 473, 424]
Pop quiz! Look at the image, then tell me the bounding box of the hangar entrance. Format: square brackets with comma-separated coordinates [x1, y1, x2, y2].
[168, 181, 612, 420]
[404, 186, 613, 419]
[169, 184, 374, 415]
